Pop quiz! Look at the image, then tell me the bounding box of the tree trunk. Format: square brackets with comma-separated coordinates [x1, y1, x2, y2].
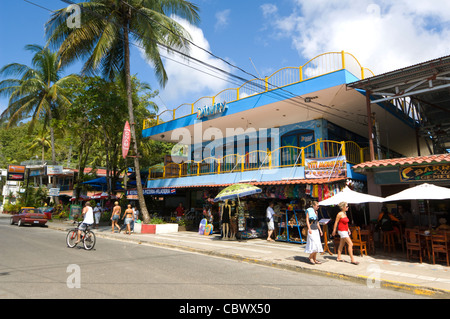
[48, 108, 59, 204]
[123, 9, 150, 224]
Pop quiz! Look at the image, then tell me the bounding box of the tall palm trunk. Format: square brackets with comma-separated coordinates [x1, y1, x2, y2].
[123, 7, 150, 224]
[48, 106, 59, 204]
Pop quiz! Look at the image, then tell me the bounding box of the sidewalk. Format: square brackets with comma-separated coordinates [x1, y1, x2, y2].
[4, 214, 450, 298]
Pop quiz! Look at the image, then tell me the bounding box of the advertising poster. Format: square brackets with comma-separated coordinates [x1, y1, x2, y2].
[305, 156, 347, 179]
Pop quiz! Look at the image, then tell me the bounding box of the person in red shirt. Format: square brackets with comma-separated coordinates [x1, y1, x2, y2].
[175, 202, 185, 218]
[332, 201, 359, 265]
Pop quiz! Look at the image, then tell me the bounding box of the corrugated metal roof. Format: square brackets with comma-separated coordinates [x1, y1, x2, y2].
[347, 55, 450, 91]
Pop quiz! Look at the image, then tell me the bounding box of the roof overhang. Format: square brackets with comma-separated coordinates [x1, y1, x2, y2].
[352, 154, 450, 172]
[347, 55, 450, 153]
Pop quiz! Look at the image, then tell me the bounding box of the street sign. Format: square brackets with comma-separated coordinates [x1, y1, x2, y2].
[122, 121, 131, 159]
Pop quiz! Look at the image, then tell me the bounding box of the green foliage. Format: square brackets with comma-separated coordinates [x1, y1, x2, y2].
[16, 186, 48, 208]
[148, 213, 165, 224]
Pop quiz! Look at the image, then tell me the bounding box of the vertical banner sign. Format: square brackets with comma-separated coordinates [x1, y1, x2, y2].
[122, 121, 131, 159]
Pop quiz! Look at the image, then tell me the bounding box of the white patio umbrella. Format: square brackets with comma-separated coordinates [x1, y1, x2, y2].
[319, 186, 384, 225]
[318, 186, 385, 206]
[383, 183, 450, 201]
[383, 183, 450, 228]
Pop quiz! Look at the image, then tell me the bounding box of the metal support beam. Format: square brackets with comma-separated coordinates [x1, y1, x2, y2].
[366, 91, 375, 161]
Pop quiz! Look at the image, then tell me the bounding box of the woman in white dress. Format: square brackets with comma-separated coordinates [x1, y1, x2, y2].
[304, 201, 323, 264]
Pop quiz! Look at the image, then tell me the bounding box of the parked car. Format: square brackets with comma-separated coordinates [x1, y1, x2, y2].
[38, 206, 54, 220]
[10, 207, 48, 227]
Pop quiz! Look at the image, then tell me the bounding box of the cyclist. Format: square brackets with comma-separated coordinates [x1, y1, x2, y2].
[75, 202, 94, 244]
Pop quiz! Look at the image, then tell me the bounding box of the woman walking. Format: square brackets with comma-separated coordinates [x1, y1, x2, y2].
[304, 201, 323, 264]
[111, 201, 121, 233]
[332, 201, 359, 265]
[122, 204, 135, 235]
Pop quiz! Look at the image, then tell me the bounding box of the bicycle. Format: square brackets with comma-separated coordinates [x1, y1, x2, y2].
[66, 221, 96, 250]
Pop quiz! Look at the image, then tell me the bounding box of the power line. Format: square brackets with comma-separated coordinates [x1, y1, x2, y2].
[25, 0, 369, 125]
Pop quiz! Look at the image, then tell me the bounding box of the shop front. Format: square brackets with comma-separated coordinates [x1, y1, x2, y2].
[167, 177, 367, 245]
[353, 154, 450, 229]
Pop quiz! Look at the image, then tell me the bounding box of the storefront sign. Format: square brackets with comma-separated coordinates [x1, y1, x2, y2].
[305, 156, 347, 179]
[7, 165, 26, 181]
[49, 188, 60, 196]
[127, 188, 177, 196]
[70, 204, 82, 220]
[47, 165, 63, 175]
[400, 164, 450, 182]
[197, 101, 227, 119]
[122, 121, 131, 159]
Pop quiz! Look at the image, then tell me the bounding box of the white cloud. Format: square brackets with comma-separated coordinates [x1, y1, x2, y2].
[261, 0, 450, 75]
[142, 16, 232, 114]
[215, 9, 231, 30]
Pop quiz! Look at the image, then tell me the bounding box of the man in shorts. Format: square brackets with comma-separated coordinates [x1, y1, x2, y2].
[76, 202, 94, 243]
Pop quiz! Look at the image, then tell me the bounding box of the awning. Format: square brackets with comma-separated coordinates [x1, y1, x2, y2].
[145, 177, 346, 189]
[352, 154, 450, 171]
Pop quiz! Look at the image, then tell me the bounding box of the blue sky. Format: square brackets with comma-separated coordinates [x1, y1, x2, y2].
[1, 0, 450, 121]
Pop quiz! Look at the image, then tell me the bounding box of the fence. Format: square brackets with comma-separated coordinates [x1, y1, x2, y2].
[143, 51, 374, 129]
[149, 140, 367, 180]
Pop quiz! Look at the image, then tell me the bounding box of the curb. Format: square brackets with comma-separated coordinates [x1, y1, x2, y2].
[49, 222, 450, 298]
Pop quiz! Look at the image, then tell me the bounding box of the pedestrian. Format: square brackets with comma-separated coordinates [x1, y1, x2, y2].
[175, 202, 185, 220]
[304, 201, 323, 264]
[131, 205, 139, 232]
[266, 201, 280, 241]
[121, 204, 134, 235]
[93, 203, 102, 229]
[332, 201, 359, 265]
[75, 202, 94, 244]
[111, 201, 121, 233]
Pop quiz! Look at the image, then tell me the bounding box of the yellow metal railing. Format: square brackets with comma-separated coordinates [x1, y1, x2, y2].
[149, 140, 365, 181]
[143, 51, 375, 129]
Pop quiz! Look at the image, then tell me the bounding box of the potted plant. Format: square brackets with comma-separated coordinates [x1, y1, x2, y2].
[141, 214, 179, 234]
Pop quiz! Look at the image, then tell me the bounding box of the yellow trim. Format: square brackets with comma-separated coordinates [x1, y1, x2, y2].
[144, 51, 374, 129]
[148, 140, 365, 180]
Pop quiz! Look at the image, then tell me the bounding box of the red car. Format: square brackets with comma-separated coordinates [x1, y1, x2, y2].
[10, 207, 48, 227]
[38, 207, 54, 220]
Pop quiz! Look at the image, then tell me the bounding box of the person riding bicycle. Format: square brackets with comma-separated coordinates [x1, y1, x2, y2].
[75, 202, 94, 244]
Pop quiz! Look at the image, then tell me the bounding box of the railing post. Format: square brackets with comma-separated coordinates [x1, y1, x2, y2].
[341, 141, 346, 159]
[217, 159, 221, 174]
[197, 163, 200, 176]
[341, 50, 346, 70]
[163, 166, 166, 179]
[241, 155, 244, 172]
[299, 66, 303, 82]
[156, 115, 160, 125]
[301, 147, 305, 166]
[268, 150, 272, 169]
[265, 76, 269, 91]
[361, 67, 365, 80]
[237, 88, 240, 100]
[191, 103, 194, 115]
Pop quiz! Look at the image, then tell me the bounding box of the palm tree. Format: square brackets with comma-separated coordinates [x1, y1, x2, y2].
[45, 0, 200, 223]
[28, 129, 52, 162]
[0, 44, 79, 163]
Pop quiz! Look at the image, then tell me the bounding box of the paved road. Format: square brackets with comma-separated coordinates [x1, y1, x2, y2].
[0, 219, 428, 302]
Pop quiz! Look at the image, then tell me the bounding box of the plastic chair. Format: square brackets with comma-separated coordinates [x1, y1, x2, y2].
[404, 228, 423, 263]
[383, 230, 396, 253]
[431, 232, 449, 266]
[350, 226, 367, 256]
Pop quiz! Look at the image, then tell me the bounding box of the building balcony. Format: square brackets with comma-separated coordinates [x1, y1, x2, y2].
[148, 140, 375, 184]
